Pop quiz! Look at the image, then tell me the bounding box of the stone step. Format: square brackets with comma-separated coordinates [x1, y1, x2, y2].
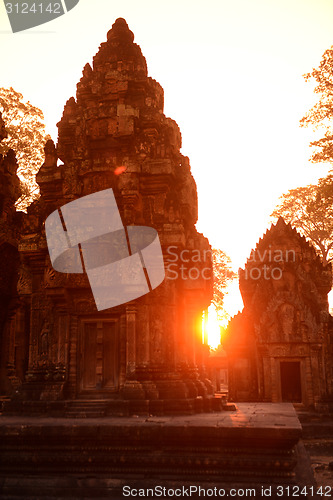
[0, 396, 10, 415]
[0, 403, 305, 499]
[66, 402, 108, 408]
[65, 411, 106, 418]
[64, 400, 109, 418]
[77, 391, 120, 400]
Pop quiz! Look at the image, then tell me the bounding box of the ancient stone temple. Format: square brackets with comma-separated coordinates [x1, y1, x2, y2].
[1, 18, 214, 416]
[225, 218, 333, 409]
[0, 25, 312, 498]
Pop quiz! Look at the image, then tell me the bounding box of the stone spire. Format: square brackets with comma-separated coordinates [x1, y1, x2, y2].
[240, 217, 331, 311]
[225, 217, 333, 406]
[55, 18, 197, 229]
[12, 20, 213, 413]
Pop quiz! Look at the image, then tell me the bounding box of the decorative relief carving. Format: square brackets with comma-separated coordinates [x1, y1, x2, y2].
[17, 265, 32, 295]
[225, 218, 333, 405]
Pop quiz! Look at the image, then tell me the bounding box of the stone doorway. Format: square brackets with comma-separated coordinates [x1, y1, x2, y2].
[80, 320, 120, 392]
[280, 361, 302, 402]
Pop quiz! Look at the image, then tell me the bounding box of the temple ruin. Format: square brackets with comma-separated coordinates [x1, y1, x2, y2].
[225, 217, 333, 409]
[0, 18, 215, 416]
[0, 23, 318, 496]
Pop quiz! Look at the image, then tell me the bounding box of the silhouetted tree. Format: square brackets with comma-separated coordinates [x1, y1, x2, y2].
[271, 174, 333, 265]
[300, 47, 333, 165]
[212, 249, 237, 320]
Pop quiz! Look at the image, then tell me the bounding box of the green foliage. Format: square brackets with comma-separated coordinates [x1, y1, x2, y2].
[271, 175, 333, 265]
[300, 47, 333, 164]
[212, 249, 237, 321]
[0, 87, 49, 210]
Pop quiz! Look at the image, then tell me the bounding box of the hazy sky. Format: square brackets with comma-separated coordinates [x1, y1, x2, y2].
[1, 0, 333, 315]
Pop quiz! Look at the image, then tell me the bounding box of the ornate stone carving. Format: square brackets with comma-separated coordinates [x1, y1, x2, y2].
[0, 19, 214, 413]
[225, 218, 333, 408]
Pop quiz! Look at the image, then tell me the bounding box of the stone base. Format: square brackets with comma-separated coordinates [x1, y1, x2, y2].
[2, 394, 223, 417]
[0, 403, 311, 499]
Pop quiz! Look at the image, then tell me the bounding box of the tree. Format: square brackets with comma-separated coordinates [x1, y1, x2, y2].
[212, 249, 237, 321]
[271, 174, 333, 265]
[300, 47, 333, 164]
[0, 87, 49, 210]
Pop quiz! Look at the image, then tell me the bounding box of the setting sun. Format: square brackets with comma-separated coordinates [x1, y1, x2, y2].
[204, 305, 222, 349]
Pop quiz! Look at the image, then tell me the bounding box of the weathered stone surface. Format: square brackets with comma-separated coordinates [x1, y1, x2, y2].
[0, 112, 7, 142]
[0, 112, 23, 396]
[1, 19, 213, 413]
[0, 404, 305, 498]
[225, 218, 333, 408]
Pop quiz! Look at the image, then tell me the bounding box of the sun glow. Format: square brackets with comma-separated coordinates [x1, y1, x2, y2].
[204, 304, 222, 350]
[203, 277, 244, 349]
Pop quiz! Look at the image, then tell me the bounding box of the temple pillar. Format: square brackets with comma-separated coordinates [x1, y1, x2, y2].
[122, 305, 145, 400]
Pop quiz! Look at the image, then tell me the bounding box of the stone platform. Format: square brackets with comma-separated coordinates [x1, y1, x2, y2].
[2, 394, 224, 417]
[0, 403, 316, 499]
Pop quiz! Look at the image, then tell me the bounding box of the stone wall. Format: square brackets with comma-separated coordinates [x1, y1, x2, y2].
[0, 112, 24, 395]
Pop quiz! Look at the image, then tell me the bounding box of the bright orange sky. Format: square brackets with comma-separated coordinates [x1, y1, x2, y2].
[1, 0, 333, 318]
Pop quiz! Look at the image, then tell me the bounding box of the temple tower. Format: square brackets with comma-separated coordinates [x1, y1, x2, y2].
[225, 218, 333, 409]
[4, 19, 214, 415]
